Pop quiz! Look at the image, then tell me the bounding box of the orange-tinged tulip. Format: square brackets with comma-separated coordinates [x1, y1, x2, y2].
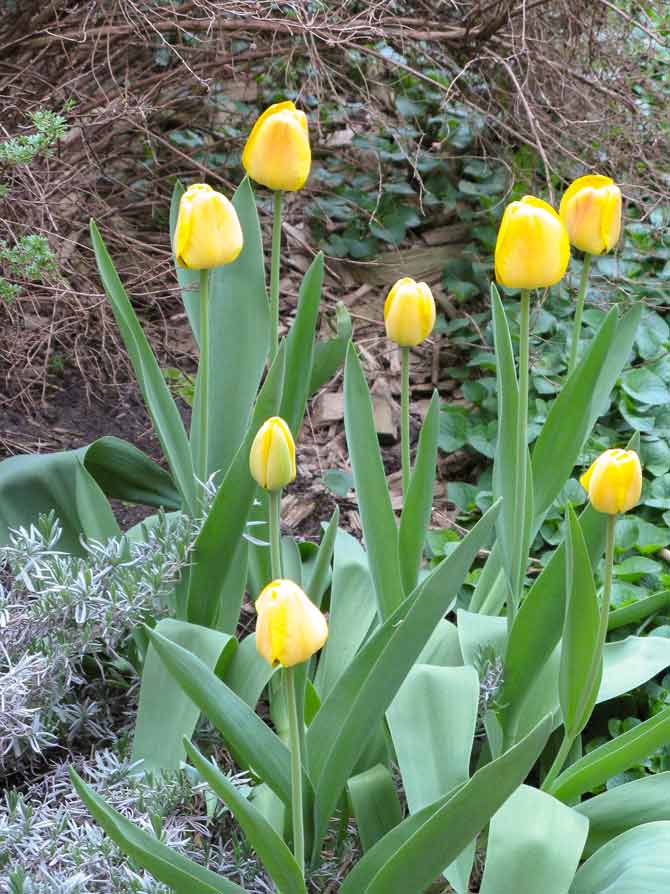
[384, 277, 436, 347]
[242, 101, 311, 192]
[495, 196, 570, 289]
[255, 579, 328, 668]
[174, 183, 243, 269]
[559, 174, 622, 255]
[580, 448, 642, 515]
[249, 416, 296, 492]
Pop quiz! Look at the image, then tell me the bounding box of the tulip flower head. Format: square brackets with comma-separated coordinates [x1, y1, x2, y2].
[242, 101, 311, 192]
[559, 174, 622, 255]
[255, 579, 328, 668]
[249, 416, 296, 492]
[174, 183, 243, 270]
[580, 448, 642, 515]
[384, 277, 436, 347]
[494, 196, 570, 290]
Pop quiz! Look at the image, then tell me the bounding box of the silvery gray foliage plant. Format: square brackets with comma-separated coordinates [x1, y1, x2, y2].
[0, 750, 266, 894]
[0, 509, 201, 770]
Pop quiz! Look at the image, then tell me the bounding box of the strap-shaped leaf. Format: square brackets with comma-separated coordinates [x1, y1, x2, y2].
[339, 715, 552, 894]
[90, 219, 197, 514]
[145, 625, 311, 812]
[132, 619, 236, 771]
[398, 391, 439, 596]
[570, 821, 670, 894]
[70, 768, 246, 893]
[280, 252, 324, 435]
[560, 505, 602, 739]
[309, 301, 352, 395]
[186, 345, 285, 630]
[479, 785, 588, 894]
[306, 500, 500, 863]
[549, 705, 670, 802]
[576, 773, 670, 857]
[185, 740, 305, 894]
[347, 764, 403, 852]
[344, 342, 404, 620]
[306, 506, 339, 609]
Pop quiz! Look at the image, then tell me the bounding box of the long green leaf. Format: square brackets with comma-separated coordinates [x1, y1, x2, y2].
[90, 219, 196, 514]
[576, 773, 670, 857]
[344, 342, 404, 620]
[500, 502, 606, 743]
[306, 506, 339, 609]
[186, 178, 270, 481]
[398, 391, 439, 595]
[145, 626, 304, 810]
[608, 590, 670, 631]
[549, 706, 670, 802]
[339, 715, 552, 894]
[479, 785, 588, 894]
[347, 764, 403, 852]
[185, 740, 306, 894]
[132, 619, 236, 771]
[280, 253, 324, 435]
[70, 769, 246, 893]
[387, 664, 479, 893]
[313, 528, 378, 700]
[186, 346, 285, 630]
[223, 633, 276, 708]
[560, 505, 602, 739]
[490, 284, 519, 595]
[570, 821, 670, 894]
[306, 501, 500, 863]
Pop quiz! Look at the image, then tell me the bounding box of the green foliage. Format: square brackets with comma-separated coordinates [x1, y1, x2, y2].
[0, 108, 68, 166]
[0, 234, 56, 302]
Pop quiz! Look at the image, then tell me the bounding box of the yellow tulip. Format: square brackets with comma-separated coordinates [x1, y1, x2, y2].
[384, 277, 436, 347]
[494, 196, 570, 290]
[559, 175, 622, 255]
[255, 578, 328, 668]
[242, 101, 311, 192]
[580, 448, 642, 515]
[249, 416, 296, 492]
[174, 183, 243, 269]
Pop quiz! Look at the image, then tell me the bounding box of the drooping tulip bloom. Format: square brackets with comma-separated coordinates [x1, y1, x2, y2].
[242, 101, 311, 192]
[494, 196, 570, 289]
[384, 277, 436, 347]
[255, 579, 328, 668]
[559, 175, 622, 255]
[580, 448, 642, 515]
[249, 416, 296, 492]
[173, 183, 243, 269]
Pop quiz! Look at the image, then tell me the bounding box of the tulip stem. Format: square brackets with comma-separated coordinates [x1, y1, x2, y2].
[567, 253, 591, 377]
[197, 269, 210, 496]
[401, 346, 411, 501]
[509, 289, 531, 624]
[285, 666, 305, 875]
[600, 514, 616, 642]
[270, 190, 283, 365]
[543, 513, 617, 793]
[268, 490, 283, 580]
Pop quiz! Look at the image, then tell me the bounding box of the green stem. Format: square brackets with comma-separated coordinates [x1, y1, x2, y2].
[268, 489, 283, 581]
[542, 731, 573, 793]
[269, 190, 283, 365]
[599, 514, 617, 644]
[508, 289, 531, 625]
[567, 253, 592, 376]
[197, 269, 210, 494]
[401, 346, 411, 501]
[285, 666, 305, 875]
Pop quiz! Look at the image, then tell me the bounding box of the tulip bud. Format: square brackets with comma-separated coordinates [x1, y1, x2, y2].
[242, 101, 311, 192]
[249, 416, 296, 492]
[255, 578, 328, 668]
[494, 196, 570, 290]
[384, 277, 436, 347]
[559, 174, 622, 255]
[174, 183, 243, 269]
[580, 448, 642, 515]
